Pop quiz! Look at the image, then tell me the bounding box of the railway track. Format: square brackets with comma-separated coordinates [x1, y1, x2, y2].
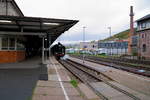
[71, 55, 150, 77]
[86, 56, 150, 70]
[59, 59, 141, 100]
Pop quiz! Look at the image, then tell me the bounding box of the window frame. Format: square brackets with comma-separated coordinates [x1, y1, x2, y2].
[141, 22, 146, 28]
[142, 44, 146, 52]
[0, 36, 25, 51]
[1, 37, 9, 50]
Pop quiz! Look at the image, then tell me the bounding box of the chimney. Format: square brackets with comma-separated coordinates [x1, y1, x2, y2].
[128, 6, 134, 54]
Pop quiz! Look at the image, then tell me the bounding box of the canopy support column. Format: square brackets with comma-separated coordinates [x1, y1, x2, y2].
[42, 36, 45, 64]
[49, 35, 51, 57]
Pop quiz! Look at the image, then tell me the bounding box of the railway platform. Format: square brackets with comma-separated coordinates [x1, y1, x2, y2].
[0, 56, 42, 69]
[0, 57, 43, 100]
[68, 56, 150, 99]
[32, 56, 85, 100]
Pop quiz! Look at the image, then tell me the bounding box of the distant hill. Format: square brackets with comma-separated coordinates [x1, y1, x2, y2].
[99, 29, 130, 42]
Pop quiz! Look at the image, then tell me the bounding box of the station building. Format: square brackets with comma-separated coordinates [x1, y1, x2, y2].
[0, 0, 78, 63]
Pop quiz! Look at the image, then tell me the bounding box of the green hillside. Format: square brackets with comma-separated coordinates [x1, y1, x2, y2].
[100, 29, 130, 42]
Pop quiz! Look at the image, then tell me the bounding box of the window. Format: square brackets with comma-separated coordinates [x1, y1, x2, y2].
[141, 22, 146, 28]
[118, 43, 121, 48]
[17, 38, 25, 50]
[142, 44, 146, 52]
[142, 34, 144, 38]
[1, 37, 16, 50]
[92, 45, 95, 48]
[115, 43, 117, 48]
[132, 36, 138, 45]
[0, 36, 26, 51]
[2, 37, 8, 50]
[125, 42, 128, 49]
[148, 22, 150, 29]
[9, 38, 15, 50]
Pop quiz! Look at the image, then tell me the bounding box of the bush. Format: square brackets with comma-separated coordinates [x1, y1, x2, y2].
[132, 52, 138, 56]
[98, 53, 106, 56]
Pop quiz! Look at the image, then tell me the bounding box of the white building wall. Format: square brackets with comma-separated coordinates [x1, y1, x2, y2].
[80, 42, 98, 50]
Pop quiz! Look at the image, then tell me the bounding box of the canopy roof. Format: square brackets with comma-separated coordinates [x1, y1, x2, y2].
[0, 15, 78, 42]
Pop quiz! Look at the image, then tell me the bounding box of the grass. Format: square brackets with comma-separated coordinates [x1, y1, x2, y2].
[99, 29, 130, 42]
[67, 53, 81, 55]
[27, 96, 32, 100]
[95, 53, 108, 58]
[70, 53, 109, 58]
[70, 80, 78, 88]
[42, 94, 48, 96]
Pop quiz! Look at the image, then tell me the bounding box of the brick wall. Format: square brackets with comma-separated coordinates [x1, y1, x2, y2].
[0, 51, 25, 63]
[138, 29, 150, 59]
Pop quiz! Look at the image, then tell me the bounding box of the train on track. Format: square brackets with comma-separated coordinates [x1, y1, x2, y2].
[51, 42, 66, 59]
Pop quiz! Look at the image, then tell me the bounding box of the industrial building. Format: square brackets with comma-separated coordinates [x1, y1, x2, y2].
[0, 0, 78, 63]
[136, 14, 150, 59]
[79, 41, 98, 51]
[129, 6, 150, 59]
[98, 40, 128, 55]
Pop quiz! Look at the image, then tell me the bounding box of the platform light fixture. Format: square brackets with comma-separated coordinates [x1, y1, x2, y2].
[43, 22, 60, 26]
[0, 20, 12, 23]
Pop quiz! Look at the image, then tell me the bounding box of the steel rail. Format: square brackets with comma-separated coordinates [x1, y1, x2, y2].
[72, 55, 150, 77]
[60, 59, 141, 100]
[60, 60, 109, 100]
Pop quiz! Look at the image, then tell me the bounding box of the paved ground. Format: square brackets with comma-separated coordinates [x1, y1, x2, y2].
[78, 83, 100, 100]
[0, 57, 47, 100]
[32, 57, 85, 100]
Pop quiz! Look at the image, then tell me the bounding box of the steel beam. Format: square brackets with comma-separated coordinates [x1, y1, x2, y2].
[0, 31, 46, 36]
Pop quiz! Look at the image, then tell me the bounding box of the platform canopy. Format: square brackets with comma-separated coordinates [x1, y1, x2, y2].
[0, 15, 78, 43]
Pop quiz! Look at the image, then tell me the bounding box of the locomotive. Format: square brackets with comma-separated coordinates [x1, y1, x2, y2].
[51, 42, 65, 59]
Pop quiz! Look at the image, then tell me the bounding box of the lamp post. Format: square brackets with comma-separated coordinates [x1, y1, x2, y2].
[108, 27, 112, 55]
[45, 38, 48, 60]
[42, 37, 47, 64]
[108, 27, 113, 68]
[83, 26, 86, 63]
[108, 27, 111, 38]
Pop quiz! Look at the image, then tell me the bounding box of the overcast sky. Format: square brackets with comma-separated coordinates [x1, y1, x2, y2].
[16, 0, 150, 44]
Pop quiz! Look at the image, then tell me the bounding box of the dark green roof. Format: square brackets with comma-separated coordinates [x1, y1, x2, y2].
[136, 14, 150, 22]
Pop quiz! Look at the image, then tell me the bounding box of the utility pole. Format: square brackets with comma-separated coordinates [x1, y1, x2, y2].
[108, 27, 111, 38]
[108, 27, 112, 55]
[83, 26, 86, 64]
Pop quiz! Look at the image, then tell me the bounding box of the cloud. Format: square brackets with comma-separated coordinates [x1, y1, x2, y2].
[16, 0, 150, 43]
